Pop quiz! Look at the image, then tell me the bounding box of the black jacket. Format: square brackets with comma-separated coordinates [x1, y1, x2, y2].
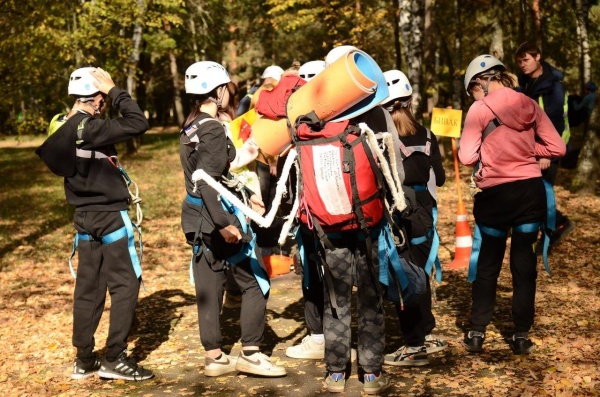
[518, 61, 566, 135]
[38, 87, 148, 211]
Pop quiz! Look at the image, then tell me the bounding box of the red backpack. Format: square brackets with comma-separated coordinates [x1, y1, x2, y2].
[292, 112, 384, 235]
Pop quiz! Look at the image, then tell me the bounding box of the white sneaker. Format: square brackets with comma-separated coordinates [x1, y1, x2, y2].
[204, 354, 237, 377]
[235, 351, 287, 377]
[424, 334, 449, 354]
[286, 336, 325, 359]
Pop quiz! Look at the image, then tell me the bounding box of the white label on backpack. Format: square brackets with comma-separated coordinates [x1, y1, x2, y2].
[313, 145, 351, 215]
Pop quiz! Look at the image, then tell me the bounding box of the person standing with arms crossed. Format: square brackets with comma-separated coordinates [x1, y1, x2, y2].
[515, 41, 574, 247]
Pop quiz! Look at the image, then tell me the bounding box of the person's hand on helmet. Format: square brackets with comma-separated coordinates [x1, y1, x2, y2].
[91, 68, 116, 95]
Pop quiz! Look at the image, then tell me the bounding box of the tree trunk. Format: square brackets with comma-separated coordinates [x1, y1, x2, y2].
[189, 17, 201, 63]
[574, 0, 591, 89]
[125, 0, 145, 155]
[393, 6, 402, 70]
[423, 0, 437, 114]
[489, 1, 504, 60]
[531, 0, 542, 48]
[164, 21, 185, 127]
[452, 0, 462, 111]
[399, 0, 425, 122]
[571, 95, 600, 193]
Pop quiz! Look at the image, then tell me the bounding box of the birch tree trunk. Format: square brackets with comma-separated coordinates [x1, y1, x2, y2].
[127, 0, 144, 99]
[399, 0, 424, 121]
[574, 0, 591, 88]
[423, 0, 437, 114]
[489, 1, 504, 60]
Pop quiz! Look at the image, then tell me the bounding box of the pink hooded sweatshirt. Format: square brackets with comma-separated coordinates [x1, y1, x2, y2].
[458, 87, 566, 189]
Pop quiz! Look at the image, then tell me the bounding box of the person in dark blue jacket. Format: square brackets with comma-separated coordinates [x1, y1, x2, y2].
[516, 41, 574, 247]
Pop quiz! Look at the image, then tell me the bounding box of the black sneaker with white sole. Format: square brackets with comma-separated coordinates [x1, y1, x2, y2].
[509, 332, 535, 355]
[463, 330, 485, 353]
[97, 351, 154, 381]
[72, 354, 101, 379]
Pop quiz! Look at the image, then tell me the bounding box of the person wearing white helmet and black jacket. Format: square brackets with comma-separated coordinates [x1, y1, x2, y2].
[36, 67, 153, 381]
[379, 70, 448, 368]
[459, 55, 565, 354]
[180, 61, 286, 378]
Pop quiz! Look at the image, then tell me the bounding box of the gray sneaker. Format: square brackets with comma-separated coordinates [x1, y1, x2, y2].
[384, 345, 429, 366]
[363, 372, 391, 395]
[424, 334, 449, 354]
[325, 371, 346, 393]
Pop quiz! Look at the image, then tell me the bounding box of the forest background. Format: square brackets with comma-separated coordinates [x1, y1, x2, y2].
[1, 0, 599, 191]
[1, 1, 600, 396]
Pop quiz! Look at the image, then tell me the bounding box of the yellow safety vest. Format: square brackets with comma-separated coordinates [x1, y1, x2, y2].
[538, 94, 570, 145]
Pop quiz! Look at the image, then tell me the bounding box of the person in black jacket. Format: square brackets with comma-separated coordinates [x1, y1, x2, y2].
[36, 67, 153, 381]
[516, 41, 574, 247]
[180, 61, 286, 378]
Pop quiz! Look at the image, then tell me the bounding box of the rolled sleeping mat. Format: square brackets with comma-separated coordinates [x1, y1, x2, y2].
[330, 51, 389, 122]
[286, 49, 381, 125]
[251, 115, 292, 157]
[253, 49, 388, 156]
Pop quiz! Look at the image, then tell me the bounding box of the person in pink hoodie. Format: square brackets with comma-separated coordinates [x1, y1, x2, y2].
[458, 55, 566, 355]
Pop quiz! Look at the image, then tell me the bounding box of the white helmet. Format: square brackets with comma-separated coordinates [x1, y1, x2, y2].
[68, 67, 100, 97]
[298, 60, 326, 81]
[325, 45, 358, 66]
[464, 54, 506, 95]
[261, 65, 284, 81]
[381, 70, 412, 105]
[185, 61, 231, 95]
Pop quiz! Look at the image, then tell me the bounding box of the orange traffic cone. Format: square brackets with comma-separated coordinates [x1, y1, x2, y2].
[445, 204, 472, 270]
[445, 137, 472, 270]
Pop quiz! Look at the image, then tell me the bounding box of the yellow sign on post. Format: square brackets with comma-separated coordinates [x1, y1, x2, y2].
[430, 107, 463, 138]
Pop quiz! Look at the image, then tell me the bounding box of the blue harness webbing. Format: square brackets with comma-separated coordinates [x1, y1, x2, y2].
[185, 193, 270, 296]
[68, 210, 143, 279]
[467, 180, 556, 282]
[378, 223, 409, 290]
[407, 185, 442, 282]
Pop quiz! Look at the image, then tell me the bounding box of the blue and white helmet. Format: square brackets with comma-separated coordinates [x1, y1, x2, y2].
[68, 67, 100, 97]
[464, 54, 505, 95]
[380, 70, 413, 105]
[299, 60, 326, 81]
[185, 61, 231, 95]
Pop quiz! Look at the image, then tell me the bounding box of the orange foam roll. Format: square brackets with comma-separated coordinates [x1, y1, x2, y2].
[286, 49, 378, 125]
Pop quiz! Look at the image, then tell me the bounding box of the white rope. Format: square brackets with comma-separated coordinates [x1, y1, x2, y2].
[360, 124, 406, 213]
[192, 149, 298, 228]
